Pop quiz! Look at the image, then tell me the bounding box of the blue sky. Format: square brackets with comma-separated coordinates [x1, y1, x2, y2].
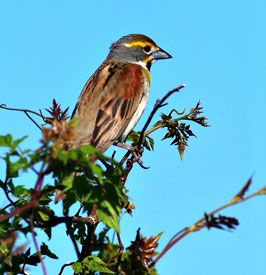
[1, 1, 266, 274]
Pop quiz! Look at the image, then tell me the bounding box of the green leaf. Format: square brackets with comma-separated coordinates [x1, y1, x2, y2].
[13, 185, 30, 197]
[72, 262, 82, 273]
[0, 243, 9, 256]
[88, 163, 103, 183]
[83, 255, 114, 273]
[12, 136, 28, 148]
[38, 211, 50, 221]
[61, 175, 74, 191]
[80, 145, 97, 155]
[0, 135, 27, 149]
[72, 255, 114, 274]
[0, 134, 12, 147]
[40, 243, 58, 259]
[146, 136, 155, 151]
[97, 201, 119, 232]
[7, 161, 20, 178]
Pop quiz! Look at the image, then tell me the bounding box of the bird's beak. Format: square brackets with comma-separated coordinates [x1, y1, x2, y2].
[152, 48, 172, 60]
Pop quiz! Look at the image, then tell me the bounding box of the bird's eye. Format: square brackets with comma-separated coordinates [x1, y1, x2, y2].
[143, 45, 151, 53]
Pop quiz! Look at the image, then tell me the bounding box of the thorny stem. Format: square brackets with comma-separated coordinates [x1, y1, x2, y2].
[150, 184, 265, 267]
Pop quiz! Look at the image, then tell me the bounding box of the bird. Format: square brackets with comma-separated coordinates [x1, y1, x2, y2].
[71, 34, 172, 153]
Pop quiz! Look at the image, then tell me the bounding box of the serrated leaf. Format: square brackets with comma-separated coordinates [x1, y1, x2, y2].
[0, 134, 12, 147]
[146, 136, 154, 151]
[13, 185, 30, 197]
[178, 142, 186, 160]
[88, 163, 103, 183]
[25, 252, 40, 266]
[44, 227, 52, 240]
[73, 255, 114, 274]
[72, 262, 83, 273]
[0, 243, 9, 256]
[97, 201, 119, 232]
[38, 211, 50, 221]
[13, 136, 27, 148]
[80, 145, 97, 155]
[40, 243, 58, 259]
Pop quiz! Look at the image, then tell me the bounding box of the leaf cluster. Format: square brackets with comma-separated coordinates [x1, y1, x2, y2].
[0, 95, 211, 274]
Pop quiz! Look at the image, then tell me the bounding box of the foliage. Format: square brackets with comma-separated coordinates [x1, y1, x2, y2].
[0, 88, 264, 274]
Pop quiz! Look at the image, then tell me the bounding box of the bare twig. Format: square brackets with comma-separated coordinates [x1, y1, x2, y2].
[29, 216, 47, 275]
[119, 84, 186, 185]
[150, 177, 266, 267]
[0, 163, 50, 223]
[80, 204, 98, 260]
[106, 232, 124, 264]
[58, 262, 75, 275]
[0, 201, 36, 223]
[0, 104, 46, 130]
[137, 84, 186, 147]
[65, 222, 81, 259]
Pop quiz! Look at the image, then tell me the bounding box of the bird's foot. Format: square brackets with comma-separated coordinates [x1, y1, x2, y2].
[115, 142, 149, 169]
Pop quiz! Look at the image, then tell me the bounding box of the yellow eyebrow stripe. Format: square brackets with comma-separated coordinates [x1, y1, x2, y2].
[124, 41, 158, 49]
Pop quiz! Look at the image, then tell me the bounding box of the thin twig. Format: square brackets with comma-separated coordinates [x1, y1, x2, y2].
[0, 163, 50, 223]
[65, 222, 81, 259]
[137, 84, 186, 147]
[24, 111, 43, 130]
[150, 178, 265, 267]
[0, 104, 44, 117]
[29, 216, 47, 275]
[0, 104, 46, 130]
[58, 262, 75, 275]
[0, 201, 36, 223]
[80, 204, 98, 260]
[119, 85, 186, 185]
[106, 232, 124, 264]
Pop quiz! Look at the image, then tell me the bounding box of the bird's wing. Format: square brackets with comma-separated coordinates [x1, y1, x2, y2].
[72, 62, 147, 152]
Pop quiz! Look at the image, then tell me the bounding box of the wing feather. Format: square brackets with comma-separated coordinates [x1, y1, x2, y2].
[72, 61, 146, 152]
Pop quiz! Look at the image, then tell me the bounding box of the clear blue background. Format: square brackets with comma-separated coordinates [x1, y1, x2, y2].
[1, 1, 266, 274]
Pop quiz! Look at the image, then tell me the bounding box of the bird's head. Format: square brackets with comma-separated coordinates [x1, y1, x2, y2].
[107, 34, 172, 71]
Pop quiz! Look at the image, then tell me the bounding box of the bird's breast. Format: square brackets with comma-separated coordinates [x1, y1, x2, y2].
[121, 67, 150, 140]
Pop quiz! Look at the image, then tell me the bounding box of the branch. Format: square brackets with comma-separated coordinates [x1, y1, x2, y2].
[58, 262, 75, 275]
[0, 104, 46, 130]
[137, 84, 186, 147]
[150, 177, 266, 267]
[29, 216, 47, 275]
[0, 163, 50, 223]
[119, 84, 186, 185]
[36, 215, 98, 228]
[80, 204, 98, 260]
[105, 232, 124, 264]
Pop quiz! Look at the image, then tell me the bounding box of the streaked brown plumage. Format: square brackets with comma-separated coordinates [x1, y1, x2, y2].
[71, 34, 171, 153]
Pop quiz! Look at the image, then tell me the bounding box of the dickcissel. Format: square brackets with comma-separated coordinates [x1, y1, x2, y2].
[71, 34, 172, 153]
